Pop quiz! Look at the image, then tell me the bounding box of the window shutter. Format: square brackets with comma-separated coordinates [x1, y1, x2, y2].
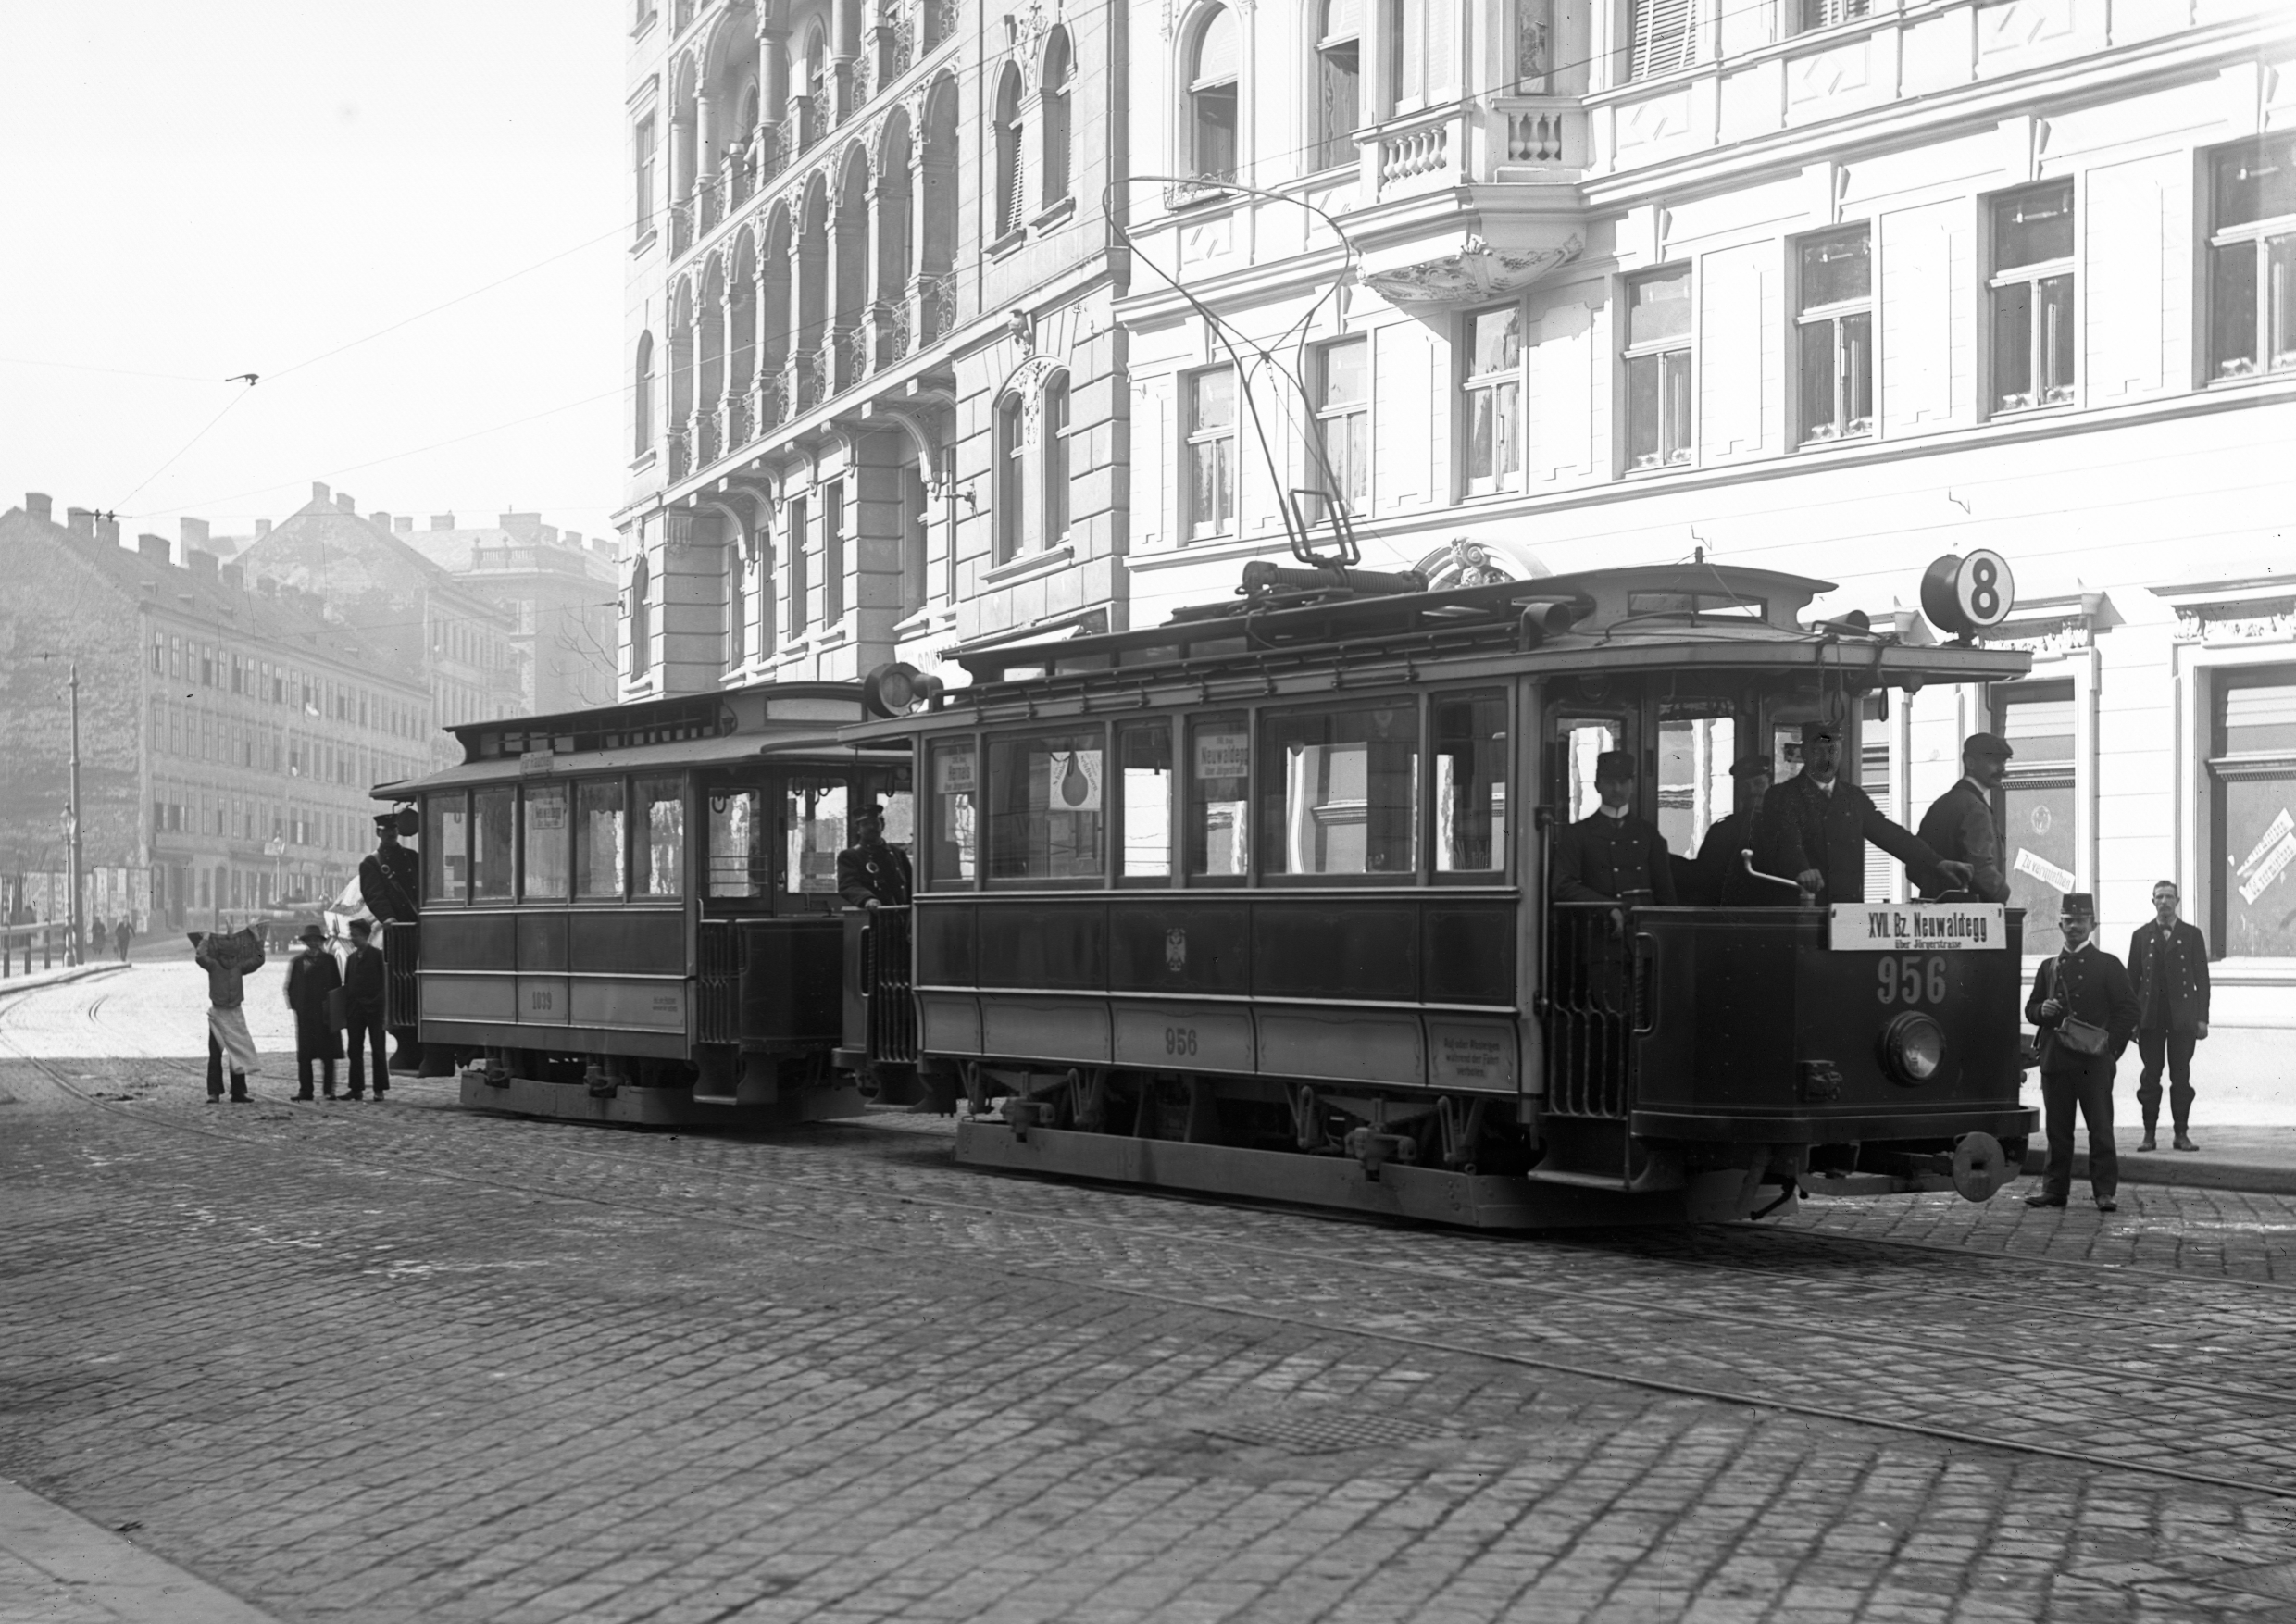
[1630, 0, 1695, 81]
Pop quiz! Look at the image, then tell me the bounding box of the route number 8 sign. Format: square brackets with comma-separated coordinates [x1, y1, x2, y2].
[1919, 550, 2016, 638]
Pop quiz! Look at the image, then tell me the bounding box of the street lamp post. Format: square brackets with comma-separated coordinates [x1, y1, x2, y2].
[66, 663, 82, 967]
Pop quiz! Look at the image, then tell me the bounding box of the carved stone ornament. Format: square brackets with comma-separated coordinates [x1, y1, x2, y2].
[1360, 234, 1584, 307]
[1005, 0, 1058, 89]
[2174, 596, 2296, 643]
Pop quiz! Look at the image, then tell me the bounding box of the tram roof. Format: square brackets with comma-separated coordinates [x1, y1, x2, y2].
[371, 681, 893, 800]
[856, 562, 2029, 735]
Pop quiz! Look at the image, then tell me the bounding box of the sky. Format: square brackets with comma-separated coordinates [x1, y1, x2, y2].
[0, 2, 629, 547]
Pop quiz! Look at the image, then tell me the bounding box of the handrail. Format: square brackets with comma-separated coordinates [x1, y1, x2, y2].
[1, 920, 83, 978]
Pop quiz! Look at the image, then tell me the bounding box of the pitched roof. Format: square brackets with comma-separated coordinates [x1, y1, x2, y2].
[237, 497, 505, 615]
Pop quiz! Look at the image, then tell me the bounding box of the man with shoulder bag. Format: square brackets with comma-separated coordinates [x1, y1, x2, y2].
[2025, 893, 2140, 1212]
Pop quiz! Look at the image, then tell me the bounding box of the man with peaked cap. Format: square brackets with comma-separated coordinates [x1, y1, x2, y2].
[1552, 750, 1678, 906]
[1759, 718, 1967, 903]
[360, 809, 421, 922]
[1916, 732, 2015, 903]
[284, 923, 343, 1101]
[837, 802, 914, 909]
[1688, 755, 1790, 906]
[2026, 892, 2139, 1211]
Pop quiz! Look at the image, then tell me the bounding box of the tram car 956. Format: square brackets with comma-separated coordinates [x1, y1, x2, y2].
[840, 558, 2040, 1225]
[374, 683, 914, 1125]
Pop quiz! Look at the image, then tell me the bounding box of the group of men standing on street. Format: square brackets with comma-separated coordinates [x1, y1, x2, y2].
[1549, 720, 2215, 1213]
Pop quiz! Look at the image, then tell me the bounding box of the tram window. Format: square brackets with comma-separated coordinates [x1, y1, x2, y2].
[987, 729, 1106, 881]
[705, 788, 768, 898]
[521, 783, 570, 900]
[1433, 691, 1506, 874]
[1657, 712, 1735, 859]
[1771, 724, 1806, 783]
[424, 793, 468, 905]
[1117, 720, 1173, 881]
[575, 780, 627, 898]
[1261, 701, 1419, 878]
[1554, 718, 1620, 821]
[637, 778, 683, 897]
[471, 788, 515, 900]
[1186, 713, 1250, 879]
[929, 741, 977, 887]
[784, 778, 849, 895]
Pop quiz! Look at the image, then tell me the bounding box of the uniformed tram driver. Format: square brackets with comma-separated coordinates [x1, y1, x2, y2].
[1551, 750, 1677, 906]
[837, 802, 914, 910]
[1759, 719, 1969, 903]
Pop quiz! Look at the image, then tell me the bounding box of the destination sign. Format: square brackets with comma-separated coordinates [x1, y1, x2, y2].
[1828, 904, 2007, 952]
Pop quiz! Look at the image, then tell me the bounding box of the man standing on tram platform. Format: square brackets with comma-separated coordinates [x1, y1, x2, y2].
[1688, 755, 1788, 905]
[1915, 733, 2015, 903]
[1552, 751, 1677, 906]
[1760, 719, 1967, 904]
[838, 803, 913, 910]
[360, 810, 421, 923]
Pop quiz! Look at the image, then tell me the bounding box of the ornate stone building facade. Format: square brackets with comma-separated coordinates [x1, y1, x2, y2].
[616, 0, 1132, 697]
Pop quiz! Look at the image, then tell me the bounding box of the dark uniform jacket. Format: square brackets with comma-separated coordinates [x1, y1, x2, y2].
[2026, 942, 2139, 1074]
[2128, 919, 2210, 1034]
[1759, 774, 1951, 904]
[1915, 779, 2010, 903]
[1552, 810, 1678, 906]
[343, 941, 388, 1019]
[360, 843, 421, 921]
[1690, 811, 1787, 906]
[837, 840, 914, 907]
[285, 948, 343, 1061]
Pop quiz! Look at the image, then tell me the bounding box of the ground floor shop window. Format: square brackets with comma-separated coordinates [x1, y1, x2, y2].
[1999, 681, 2077, 956]
[2213, 667, 2296, 956]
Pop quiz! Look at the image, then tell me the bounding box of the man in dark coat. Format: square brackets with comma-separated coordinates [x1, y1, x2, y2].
[1552, 751, 1677, 906]
[1916, 732, 2015, 903]
[360, 812, 421, 922]
[342, 917, 390, 1103]
[112, 916, 131, 961]
[284, 924, 343, 1102]
[1690, 756, 1792, 905]
[2128, 880, 2210, 1152]
[1760, 719, 1965, 903]
[837, 803, 914, 909]
[2025, 892, 2140, 1212]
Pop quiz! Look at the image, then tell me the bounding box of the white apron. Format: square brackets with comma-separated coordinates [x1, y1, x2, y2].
[207, 1006, 261, 1076]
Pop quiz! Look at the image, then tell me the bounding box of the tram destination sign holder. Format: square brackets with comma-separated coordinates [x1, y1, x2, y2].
[1828, 904, 2007, 952]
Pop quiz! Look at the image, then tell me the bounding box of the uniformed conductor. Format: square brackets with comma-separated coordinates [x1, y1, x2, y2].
[2128, 880, 2210, 1153]
[1760, 718, 1965, 903]
[1915, 732, 2014, 902]
[360, 810, 421, 921]
[837, 802, 914, 909]
[2025, 892, 2139, 1211]
[1689, 755, 1783, 905]
[1552, 751, 1677, 906]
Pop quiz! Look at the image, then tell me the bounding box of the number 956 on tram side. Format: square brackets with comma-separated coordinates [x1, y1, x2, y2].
[839, 557, 2040, 1226]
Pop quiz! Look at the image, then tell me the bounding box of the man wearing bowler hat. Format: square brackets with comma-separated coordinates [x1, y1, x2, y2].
[1760, 718, 1966, 903]
[1916, 733, 2015, 903]
[1553, 750, 1678, 906]
[284, 923, 344, 1102]
[2025, 892, 2139, 1211]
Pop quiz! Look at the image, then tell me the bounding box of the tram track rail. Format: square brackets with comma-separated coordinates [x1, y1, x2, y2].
[10, 1036, 2296, 1506]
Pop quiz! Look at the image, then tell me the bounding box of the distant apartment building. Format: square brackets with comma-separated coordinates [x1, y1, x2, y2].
[0, 494, 431, 933]
[399, 511, 622, 714]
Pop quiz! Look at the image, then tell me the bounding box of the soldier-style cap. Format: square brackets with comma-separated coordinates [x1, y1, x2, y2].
[1799, 719, 1841, 743]
[856, 801, 887, 819]
[2059, 891, 2097, 918]
[1964, 731, 2015, 759]
[371, 811, 400, 831]
[1592, 750, 1636, 780]
[1729, 755, 1775, 779]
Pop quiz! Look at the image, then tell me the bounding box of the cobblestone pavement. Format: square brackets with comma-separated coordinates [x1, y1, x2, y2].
[6, 976, 2296, 1621]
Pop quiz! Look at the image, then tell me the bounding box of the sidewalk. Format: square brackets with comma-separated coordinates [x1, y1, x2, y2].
[0, 960, 128, 1002]
[0, 1479, 279, 1623]
[2028, 1125, 2296, 1196]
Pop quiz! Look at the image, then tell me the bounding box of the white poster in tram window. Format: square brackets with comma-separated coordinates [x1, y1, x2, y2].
[1195, 731, 1249, 781]
[937, 750, 976, 796]
[1047, 750, 1104, 812]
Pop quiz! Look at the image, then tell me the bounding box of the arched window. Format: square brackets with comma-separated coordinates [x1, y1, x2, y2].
[1189, 6, 1240, 183]
[992, 65, 1025, 240]
[1040, 30, 1072, 208]
[633, 331, 655, 456]
[628, 553, 653, 680]
[1314, 0, 1360, 171]
[994, 393, 1027, 563]
[1042, 374, 1071, 543]
[804, 24, 829, 147]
